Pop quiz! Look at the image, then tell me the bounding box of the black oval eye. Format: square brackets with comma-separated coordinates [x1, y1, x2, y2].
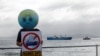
[23, 18, 26, 22]
[29, 17, 32, 21]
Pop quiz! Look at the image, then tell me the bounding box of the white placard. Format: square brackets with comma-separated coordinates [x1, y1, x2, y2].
[21, 31, 42, 52]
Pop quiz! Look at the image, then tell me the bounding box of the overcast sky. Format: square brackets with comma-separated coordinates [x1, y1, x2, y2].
[0, 0, 100, 39]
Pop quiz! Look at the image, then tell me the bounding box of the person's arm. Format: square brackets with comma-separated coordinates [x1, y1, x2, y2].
[16, 29, 22, 47]
[16, 41, 22, 47]
[41, 40, 43, 45]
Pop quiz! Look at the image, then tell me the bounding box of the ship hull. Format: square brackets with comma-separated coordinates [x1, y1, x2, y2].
[47, 37, 72, 40]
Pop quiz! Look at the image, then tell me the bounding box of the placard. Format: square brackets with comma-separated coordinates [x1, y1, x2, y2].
[21, 31, 42, 56]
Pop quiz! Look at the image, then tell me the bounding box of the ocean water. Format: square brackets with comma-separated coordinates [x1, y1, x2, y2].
[0, 38, 100, 56]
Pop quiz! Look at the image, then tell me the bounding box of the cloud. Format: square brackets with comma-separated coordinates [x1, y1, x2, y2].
[36, 0, 100, 38]
[0, 0, 100, 39]
[39, 2, 69, 11]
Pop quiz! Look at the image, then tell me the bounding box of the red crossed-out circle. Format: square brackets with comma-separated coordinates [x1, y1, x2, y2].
[22, 32, 40, 50]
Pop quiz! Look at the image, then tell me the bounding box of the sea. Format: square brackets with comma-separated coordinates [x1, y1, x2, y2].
[0, 37, 100, 56]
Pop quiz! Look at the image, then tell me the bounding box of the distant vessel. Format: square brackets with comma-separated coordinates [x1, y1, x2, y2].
[83, 36, 90, 40]
[47, 35, 72, 40]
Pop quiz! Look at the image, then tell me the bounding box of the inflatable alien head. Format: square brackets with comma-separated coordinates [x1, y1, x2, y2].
[18, 9, 39, 29]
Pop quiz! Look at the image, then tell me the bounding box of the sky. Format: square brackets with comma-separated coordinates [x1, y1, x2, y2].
[0, 0, 100, 39]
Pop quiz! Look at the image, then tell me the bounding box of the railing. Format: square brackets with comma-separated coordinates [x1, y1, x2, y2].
[0, 45, 99, 56]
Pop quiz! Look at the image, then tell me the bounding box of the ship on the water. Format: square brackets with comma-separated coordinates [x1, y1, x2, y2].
[47, 35, 72, 40]
[83, 36, 91, 40]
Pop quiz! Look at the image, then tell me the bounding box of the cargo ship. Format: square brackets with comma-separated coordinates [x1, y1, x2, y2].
[83, 36, 91, 40]
[47, 35, 72, 40]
